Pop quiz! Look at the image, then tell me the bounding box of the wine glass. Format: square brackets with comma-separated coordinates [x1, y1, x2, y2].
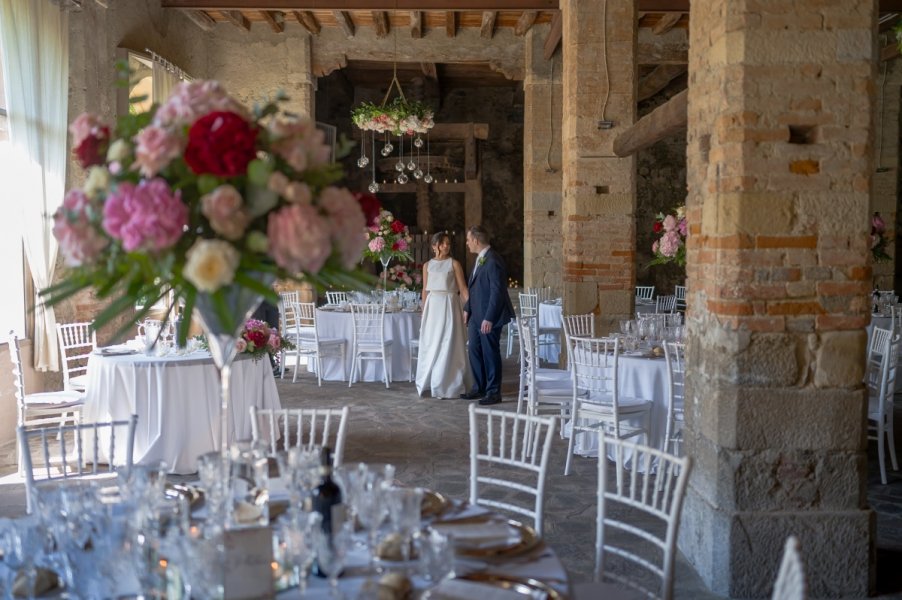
[384, 486, 423, 567]
[311, 521, 353, 599]
[275, 511, 319, 595]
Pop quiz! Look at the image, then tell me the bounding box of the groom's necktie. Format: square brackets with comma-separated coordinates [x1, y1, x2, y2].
[469, 262, 478, 286]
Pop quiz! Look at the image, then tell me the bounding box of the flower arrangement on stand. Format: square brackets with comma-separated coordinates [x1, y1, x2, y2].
[648, 205, 688, 268]
[237, 319, 294, 361]
[362, 207, 414, 290]
[871, 212, 892, 263]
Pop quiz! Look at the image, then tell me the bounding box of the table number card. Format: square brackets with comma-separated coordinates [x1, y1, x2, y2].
[223, 527, 274, 600]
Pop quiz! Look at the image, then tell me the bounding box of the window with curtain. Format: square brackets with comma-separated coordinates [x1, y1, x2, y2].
[0, 40, 26, 338]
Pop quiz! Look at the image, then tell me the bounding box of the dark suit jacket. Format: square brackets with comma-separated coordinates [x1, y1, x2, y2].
[463, 248, 515, 327]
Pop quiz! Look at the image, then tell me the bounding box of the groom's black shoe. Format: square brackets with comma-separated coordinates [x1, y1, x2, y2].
[479, 393, 502, 406]
[460, 390, 484, 400]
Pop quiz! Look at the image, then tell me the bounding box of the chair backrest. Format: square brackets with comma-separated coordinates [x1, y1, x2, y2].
[866, 328, 898, 415]
[595, 431, 691, 600]
[8, 331, 28, 425]
[570, 336, 627, 431]
[524, 287, 556, 303]
[635, 286, 655, 302]
[56, 322, 97, 391]
[468, 404, 556, 535]
[560, 313, 595, 368]
[18, 415, 138, 513]
[663, 342, 685, 453]
[674, 285, 686, 302]
[280, 292, 300, 333]
[518, 292, 539, 318]
[656, 295, 677, 314]
[250, 406, 350, 466]
[294, 301, 320, 342]
[326, 291, 348, 305]
[350, 303, 386, 345]
[771, 536, 806, 600]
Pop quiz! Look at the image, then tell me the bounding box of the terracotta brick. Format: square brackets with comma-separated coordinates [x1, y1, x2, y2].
[789, 160, 820, 175]
[816, 315, 869, 331]
[816, 281, 870, 296]
[756, 235, 818, 249]
[766, 301, 825, 316]
[706, 299, 755, 316]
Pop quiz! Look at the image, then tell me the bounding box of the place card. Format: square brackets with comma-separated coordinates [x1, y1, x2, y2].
[223, 527, 274, 599]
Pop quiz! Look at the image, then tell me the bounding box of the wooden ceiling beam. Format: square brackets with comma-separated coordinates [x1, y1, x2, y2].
[881, 40, 900, 61]
[410, 11, 423, 38]
[613, 89, 687, 157]
[372, 10, 390, 37]
[222, 9, 250, 31]
[652, 11, 681, 35]
[180, 9, 216, 30]
[480, 11, 497, 39]
[637, 64, 686, 101]
[292, 10, 320, 34]
[514, 10, 537, 36]
[162, 1, 557, 9]
[543, 11, 561, 60]
[333, 10, 356, 37]
[445, 11, 456, 37]
[259, 10, 284, 32]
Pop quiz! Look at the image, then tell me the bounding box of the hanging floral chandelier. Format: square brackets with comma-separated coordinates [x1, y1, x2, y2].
[351, 65, 436, 193]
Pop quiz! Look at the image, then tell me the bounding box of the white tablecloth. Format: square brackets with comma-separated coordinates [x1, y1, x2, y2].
[568, 354, 669, 467]
[83, 350, 281, 474]
[538, 301, 563, 363]
[313, 309, 422, 382]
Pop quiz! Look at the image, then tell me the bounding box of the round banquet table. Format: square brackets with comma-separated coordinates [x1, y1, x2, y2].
[537, 301, 563, 363]
[312, 308, 422, 382]
[83, 349, 281, 474]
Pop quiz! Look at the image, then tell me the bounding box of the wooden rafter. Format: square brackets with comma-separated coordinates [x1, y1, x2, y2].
[333, 10, 356, 37]
[410, 11, 423, 38]
[480, 11, 497, 39]
[260, 10, 284, 32]
[372, 10, 390, 37]
[180, 9, 216, 30]
[514, 10, 537, 36]
[652, 11, 681, 34]
[543, 11, 561, 60]
[292, 10, 320, 34]
[222, 9, 250, 30]
[445, 11, 456, 37]
[613, 89, 687, 157]
[637, 64, 686, 101]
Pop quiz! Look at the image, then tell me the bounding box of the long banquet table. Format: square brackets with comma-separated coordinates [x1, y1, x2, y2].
[312, 307, 421, 382]
[83, 349, 281, 474]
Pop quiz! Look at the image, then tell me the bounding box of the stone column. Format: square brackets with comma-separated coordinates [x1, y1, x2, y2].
[561, 0, 637, 332]
[523, 26, 562, 291]
[872, 57, 902, 290]
[681, 1, 877, 597]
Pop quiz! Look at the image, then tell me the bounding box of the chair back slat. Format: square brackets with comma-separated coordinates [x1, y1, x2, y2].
[250, 406, 350, 466]
[635, 286, 655, 302]
[56, 322, 97, 391]
[326, 291, 348, 305]
[663, 342, 686, 456]
[656, 295, 677, 314]
[350, 304, 386, 344]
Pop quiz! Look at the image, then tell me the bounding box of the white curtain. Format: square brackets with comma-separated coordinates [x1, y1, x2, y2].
[152, 60, 182, 104]
[0, 0, 69, 371]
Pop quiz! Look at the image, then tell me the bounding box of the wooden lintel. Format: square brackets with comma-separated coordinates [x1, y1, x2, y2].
[180, 9, 216, 30]
[421, 62, 438, 80]
[480, 11, 497, 39]
[162, 1, 557, 9]
[612, 89, 687, 157]
[333, 10, 356, 37]
[445, 11, 456, 37]
[543, 11, 561, 60]
[637, 64, 686, 101]
[514, 10, 537, 36]
[881, 41, 900, 61]
[379, 182, 468, 193]
[410, 11, 423, 38]
[223, 9, 250, 30]
[293, 10, 320, 34]
[372, 11, 390, 37]
[652, 11, 682, 35]
[260, 10, 284, 33]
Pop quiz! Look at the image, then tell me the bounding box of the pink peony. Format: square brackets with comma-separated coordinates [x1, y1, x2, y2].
[103, 178, 188, 252]
[201, 185, 250, 241]
[268, 118, 332, 173]
[368, 236, 386, 253]
[133, 125, 183, 177]
[395, 238, 409, 252]
[53, 189, 109, 266]
[267, 203, 332, 274]
[319, 186, 367, 268]
[236, 338, 247, 353]
[659, 231, 682, 258]
[69, 113, 110, 168]
[662, 215, 677, 233]
[872, 212, 886, 235]
[268, 332, 281, 351]
[152, 80, 246, 130]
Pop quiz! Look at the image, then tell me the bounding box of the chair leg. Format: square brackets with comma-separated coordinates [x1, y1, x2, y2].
[280, 350, 285, 379]
[506, 326, 513, 358]
[292, 354, 301, 383]
[888, 412, 899, 471]
[383, 350, 391, 389]
[341, 346, 347, 381]
[878, 421, 888, 485]
[348, 354, 357, 387]
[564, 420, 576, 476]
[315, 354, 323, 387]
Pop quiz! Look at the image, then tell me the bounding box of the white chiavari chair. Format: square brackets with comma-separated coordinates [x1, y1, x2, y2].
[349, 303, 393, 388]
[663, 341, 685, 457]
[674, 284, 686, 312]
[561, 313, 595, 369]
[656, 295, 677, 314]
[291, 301, 347, 385]
[250, 406, 350, 467]
[278, 291, 301, 378]
[866, 327, 899, 484]
[518, 324, 573, 427]
[635, 285, 655, 305]
[325, 291, 348, 306]
[518, 292, 562, 365]
[56, 322, 97, 392]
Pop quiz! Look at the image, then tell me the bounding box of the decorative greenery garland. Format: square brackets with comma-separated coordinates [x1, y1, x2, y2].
[351, 97, 435, 135]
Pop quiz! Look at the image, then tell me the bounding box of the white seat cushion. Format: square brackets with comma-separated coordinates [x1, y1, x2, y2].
[68, 374, 89, 389]
[535, 368, 570, 384]
[579, 394, 650, 413]
[25, 390, 84, 407]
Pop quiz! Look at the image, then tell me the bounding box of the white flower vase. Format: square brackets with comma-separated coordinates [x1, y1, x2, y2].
[380, 255, 392, 296]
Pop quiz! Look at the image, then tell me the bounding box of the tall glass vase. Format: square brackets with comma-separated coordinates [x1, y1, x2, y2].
[194, 275, 275, 459]
[380, 255, 391, 296]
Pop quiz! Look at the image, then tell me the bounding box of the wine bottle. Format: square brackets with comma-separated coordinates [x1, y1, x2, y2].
[311, 446, 344, 578]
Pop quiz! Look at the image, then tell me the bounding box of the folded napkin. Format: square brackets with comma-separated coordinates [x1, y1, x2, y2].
[377, 572, 412, 600]
[432, 520, 515, 550]
[233, 500, 263, 523]
[13, 568, 59, 598]
[427, 578, 525, 600]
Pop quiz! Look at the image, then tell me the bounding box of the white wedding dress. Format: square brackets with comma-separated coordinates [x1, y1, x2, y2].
[416, 258, 472, 398]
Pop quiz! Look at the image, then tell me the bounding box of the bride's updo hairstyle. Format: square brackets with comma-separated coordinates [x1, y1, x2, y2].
[431, 231, 449, 254]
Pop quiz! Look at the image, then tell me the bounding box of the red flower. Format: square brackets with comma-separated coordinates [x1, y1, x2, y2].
[354, 192, 382, 226]
[653, 221, 663, 234]
[73, 127, 110, 168]
[392, 241, 400, 251]
[184, 111, 258, 177]
[391, 220, 405, 234]
[246, 330, 267, 348]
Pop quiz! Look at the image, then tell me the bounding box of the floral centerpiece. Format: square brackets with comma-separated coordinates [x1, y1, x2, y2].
[363, 208, 413, 264]
[351, 97, 434, 136]
[385, 262, 423, 290]
[237, 319, 293, 360]
[648, 205, 687, 268]
[871, 212, 891, 263]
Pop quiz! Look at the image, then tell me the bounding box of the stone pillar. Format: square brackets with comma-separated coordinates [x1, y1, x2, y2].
[523, 26, 563, 291]
[561, 0, 637, 332]
[680, 1, 877, 597]
[872, 57, 902, 290]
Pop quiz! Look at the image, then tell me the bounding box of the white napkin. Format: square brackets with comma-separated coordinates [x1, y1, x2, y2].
[427, 578, 525, 600]
[432, 520, 515, 549]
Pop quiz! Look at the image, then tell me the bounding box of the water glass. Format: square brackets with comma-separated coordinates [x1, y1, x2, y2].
[228, 441, 269, 529]
[385, 486, 423, 565]
[311, 521, 353, 599]
[418, 529, 455, 582]
[274, 511, 319, 594]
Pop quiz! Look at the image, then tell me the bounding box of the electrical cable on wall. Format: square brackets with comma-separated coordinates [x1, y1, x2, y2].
[596, 0, 613, 129]
[545, 54, 558, 173]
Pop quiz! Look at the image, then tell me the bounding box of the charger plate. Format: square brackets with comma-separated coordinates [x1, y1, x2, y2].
[449, 519, 540, 559]
[421, 489, 451, 518]
[423, 573, 563, 600]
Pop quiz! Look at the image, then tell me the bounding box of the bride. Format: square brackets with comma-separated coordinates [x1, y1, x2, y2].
[416, 232, 472, 398]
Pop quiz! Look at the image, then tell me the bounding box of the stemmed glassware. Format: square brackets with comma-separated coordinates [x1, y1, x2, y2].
[384, 486, 423, 569]
[275, 511, 319, 595]
[311, 521, 353, 599]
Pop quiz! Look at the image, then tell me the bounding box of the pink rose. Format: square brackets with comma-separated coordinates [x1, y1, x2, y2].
[53, 189, 109, 266]
[872, 212, 886, 235]
[368, 236, 386, 253]
[268, 332, 281, 351]
[153, 80, 246, 130]
[236, 338, 248, 353]
[652, 240, 659, 254]
[395, 238, 408, 252]
[69, 113, 110, 168]
[103, 178, 188, 252]
[268, 118, 332, 173]
[267, 203, 332, 274]
[319, 186, 367, 268]
[201, 185, 251, 241]
[133, 125, 183, 177]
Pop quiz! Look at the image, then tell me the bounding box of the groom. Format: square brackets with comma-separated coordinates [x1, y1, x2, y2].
[462, 226, 515, 405]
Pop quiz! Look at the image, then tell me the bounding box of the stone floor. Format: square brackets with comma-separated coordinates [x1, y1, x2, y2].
[1, 355, 902, 598]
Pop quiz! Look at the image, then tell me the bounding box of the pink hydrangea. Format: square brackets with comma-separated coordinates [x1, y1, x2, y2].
[53, 189, 109, 266]
[658, 230, 682, 258]
[677, 217, 688, 237]
[319, 186, 367, 269]
[267, 203, 332, 274]
[394, 238, 409, 252]
[652, 240, 659, 254]
[103, 178, 188, 252]
[662, 215, 677, 232]
[133, 125, 183, 177]
[152, 80, 246, 130]
[368, 236, 386, 253]
[268, 118, 332, 173]
[201, 185, 250, 241]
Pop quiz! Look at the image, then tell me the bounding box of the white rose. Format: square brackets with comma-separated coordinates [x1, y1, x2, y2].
[83, 166, 110, 198]
[106, 139, 130, 162]
[183, 239, 240, 292]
